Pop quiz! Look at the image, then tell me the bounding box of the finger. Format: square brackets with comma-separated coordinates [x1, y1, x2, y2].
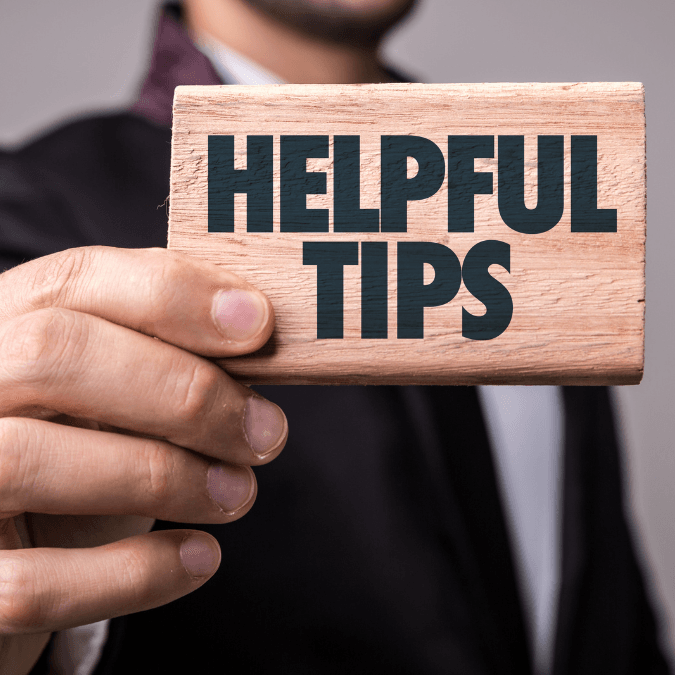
[0, 418, 256, 523]
[0, 308, 287, 463]
[27, 513, 156, 549]
[0, 246, 274, 357]
[0, 530, 221, 635]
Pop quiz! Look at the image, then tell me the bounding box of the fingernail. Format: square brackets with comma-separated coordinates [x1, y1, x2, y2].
[244, 397, 287, 458]
[213, 289, 267, 342]
[207, 464, 254, 514]
[180, 535, 221, 577]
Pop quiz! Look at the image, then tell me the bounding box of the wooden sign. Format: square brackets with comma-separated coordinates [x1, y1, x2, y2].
[168, 82, 645, 385]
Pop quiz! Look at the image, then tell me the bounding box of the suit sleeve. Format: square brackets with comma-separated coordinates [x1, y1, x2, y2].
[0, 148, 84, 271]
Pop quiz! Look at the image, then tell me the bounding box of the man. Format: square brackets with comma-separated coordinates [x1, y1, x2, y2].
[0, 2, 668, 674]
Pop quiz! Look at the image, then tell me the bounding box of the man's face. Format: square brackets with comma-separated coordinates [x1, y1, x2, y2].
[242, 0, 418, 47]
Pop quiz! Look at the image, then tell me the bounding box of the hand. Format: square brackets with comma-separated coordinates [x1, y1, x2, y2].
[0, 246, 287, 675]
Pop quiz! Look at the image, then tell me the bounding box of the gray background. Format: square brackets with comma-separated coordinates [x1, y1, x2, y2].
[1, 0, 673, 664]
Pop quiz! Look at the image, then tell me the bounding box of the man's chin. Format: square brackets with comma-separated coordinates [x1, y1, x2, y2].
[242, 0, 418, 48]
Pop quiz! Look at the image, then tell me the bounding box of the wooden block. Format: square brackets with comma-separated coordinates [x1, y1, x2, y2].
[168, 82, 645, 385]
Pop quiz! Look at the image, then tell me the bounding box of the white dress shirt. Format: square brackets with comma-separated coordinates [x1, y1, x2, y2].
[479, 386, 563, 674]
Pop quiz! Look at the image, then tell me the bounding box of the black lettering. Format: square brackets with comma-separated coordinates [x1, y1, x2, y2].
[334, 136, 379, 232]
[361, 242, 388, 338]
[397, 242, 461, 339]
[571, 135, 617, 232]
[498, 135, 564, 234]
[448, 135, 494, 232]
[281, 135, 329, 232]
[381, 136, 445, 232]
[303, 242, 359, 338]
[461, 240, 513, 340]
[208, 135, 273, 232]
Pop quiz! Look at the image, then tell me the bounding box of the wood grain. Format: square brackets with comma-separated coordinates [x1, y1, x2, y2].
[168, 82, 645, 385]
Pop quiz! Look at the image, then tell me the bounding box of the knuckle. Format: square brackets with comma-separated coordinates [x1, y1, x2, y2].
[0, 557, 44, 634]
[139, 441, 176, 507]
[0, 308, 88, 385]
[140, 252, 190, 328]
[0, 419, 30, 510]
[27, 247, 93, 309]
[115, 547, 156, 606]
[172, 362, 221, 426]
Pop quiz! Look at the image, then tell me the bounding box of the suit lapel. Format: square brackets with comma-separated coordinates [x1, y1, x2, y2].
[410, 386, 533, 675]
[552, 387, 591, 675]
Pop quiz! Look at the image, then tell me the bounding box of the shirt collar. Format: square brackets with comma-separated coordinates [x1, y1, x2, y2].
[193, 30, 285, 86]
[130, 3, 223, 127]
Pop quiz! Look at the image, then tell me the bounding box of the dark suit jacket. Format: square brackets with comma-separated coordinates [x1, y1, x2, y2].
[2, 4, 668, 674]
